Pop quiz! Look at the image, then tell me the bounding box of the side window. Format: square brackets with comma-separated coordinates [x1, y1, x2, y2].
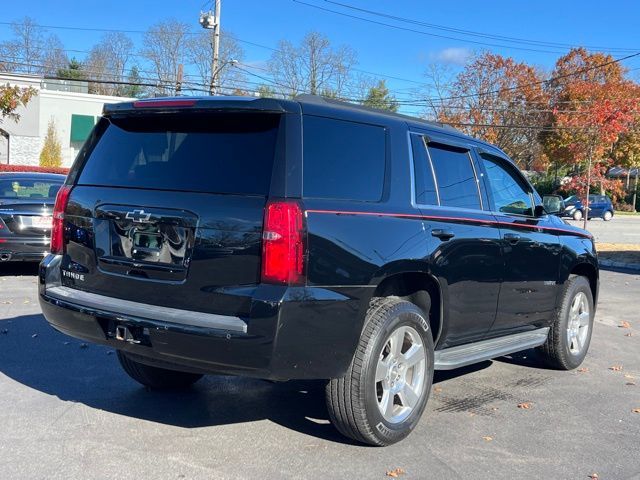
[411, 135, 438, 205]
[481, 155, 533, 216]
[428, 143, 481, 210]
[303, 116, 385, 201]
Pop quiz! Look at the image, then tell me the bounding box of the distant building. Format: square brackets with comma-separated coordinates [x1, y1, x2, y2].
[0, 73, 134, 167]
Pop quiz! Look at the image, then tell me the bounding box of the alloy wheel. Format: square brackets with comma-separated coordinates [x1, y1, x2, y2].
[375, 325, 427, 424]
[566, 291, 590, 355]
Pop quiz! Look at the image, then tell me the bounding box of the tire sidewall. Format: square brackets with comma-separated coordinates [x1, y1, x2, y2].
[558, 278, 594, 369]
[603, 211, 613, 221]
[573, 210, 583, 221]
[361, 303, 434, 444]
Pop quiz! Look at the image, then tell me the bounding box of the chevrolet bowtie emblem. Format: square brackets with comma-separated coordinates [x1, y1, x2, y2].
[125, 209, 152, 223]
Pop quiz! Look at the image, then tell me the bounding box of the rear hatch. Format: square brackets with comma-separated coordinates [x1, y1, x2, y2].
[59, 110, 283, 317]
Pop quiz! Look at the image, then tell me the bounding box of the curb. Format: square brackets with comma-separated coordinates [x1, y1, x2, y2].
[598, 259, 640, 272]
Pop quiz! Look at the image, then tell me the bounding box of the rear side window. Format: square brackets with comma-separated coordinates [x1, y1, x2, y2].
[77, 113, 280, 195]
[303, 116, 385, 201]
[428, 143, 481, 210]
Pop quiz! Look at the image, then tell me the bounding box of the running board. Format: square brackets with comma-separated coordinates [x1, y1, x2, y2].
[434, 328, 550, 370]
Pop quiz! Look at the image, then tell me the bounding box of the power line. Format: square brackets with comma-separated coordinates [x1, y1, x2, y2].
[293, 0, 572, 55]
[323, 0, 639, 53]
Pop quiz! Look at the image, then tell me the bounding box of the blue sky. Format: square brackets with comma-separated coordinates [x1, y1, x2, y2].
[2, 0, 639, 113]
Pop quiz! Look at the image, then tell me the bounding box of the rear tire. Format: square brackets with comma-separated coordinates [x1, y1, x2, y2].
[572, 210, 583, 221]
[540, 276, 594, 370]
[603, 210, 613, 221]
[326, 297, 434, 446]
[117, 351, 203, 390]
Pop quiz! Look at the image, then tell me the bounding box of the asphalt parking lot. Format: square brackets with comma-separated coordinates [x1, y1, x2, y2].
[0, 263, 638, 480]
[565, 214, 640, 245]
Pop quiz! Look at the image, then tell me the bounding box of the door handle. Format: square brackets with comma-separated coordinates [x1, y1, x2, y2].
[504, 233, 521, 243]
[431, 229, 455, 241]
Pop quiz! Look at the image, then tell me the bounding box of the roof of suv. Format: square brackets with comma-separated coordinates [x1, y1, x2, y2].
[103, 94, 505, 157]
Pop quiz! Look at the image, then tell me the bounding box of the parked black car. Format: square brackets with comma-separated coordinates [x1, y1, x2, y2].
[0, 172, 65, 262]
[39, 96, 598, 446]
[563, 194, 614, 221]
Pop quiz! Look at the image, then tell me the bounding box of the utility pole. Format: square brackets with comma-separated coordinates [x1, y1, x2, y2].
[211, 0, 221, 95]
[175, 64, 183, 96]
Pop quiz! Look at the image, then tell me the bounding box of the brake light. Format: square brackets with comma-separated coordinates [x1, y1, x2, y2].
[133, 99, 196, 108]
[261, 200, 305, 285]
[50, 185, 72, 254]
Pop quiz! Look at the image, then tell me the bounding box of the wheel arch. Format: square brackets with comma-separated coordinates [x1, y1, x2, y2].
[368, 266, 443, 346]
[569, 261, 599, 307]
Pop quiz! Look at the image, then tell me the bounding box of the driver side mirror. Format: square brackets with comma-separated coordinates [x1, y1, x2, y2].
[541, 194, 564, 216]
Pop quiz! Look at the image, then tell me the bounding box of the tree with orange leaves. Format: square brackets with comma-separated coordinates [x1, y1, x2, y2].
[542, 48, 639, 225]
[427, 52, 549, 170]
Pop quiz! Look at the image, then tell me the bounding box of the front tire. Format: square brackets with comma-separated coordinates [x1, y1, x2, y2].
[572, 210, 583, 221]
[603, 210, 613, 221]
[326, 297, 434, 446]
[117, 351, 204, 390]
[540, 276, 594, 370]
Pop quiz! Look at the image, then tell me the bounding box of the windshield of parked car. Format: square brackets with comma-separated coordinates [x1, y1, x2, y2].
[0, 177, 63, 200]
[565, 195, 579, 204]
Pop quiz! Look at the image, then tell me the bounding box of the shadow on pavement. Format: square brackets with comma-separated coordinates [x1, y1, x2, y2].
[0, 313, 354, 444]
[0, 262, 39, 276]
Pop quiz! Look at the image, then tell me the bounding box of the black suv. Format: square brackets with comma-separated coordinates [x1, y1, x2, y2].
[39, 96, 598, 446]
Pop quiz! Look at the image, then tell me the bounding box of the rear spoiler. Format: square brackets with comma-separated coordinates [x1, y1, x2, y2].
[103, 96, 295, 115]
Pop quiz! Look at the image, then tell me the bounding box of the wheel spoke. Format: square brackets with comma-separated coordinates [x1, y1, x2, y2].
[402, 344, 425, 368]
[578, 311, 590, 326]
[381, 389, 395, 418]
[376, 357, 390, 382]
[575, 333, 583, 352]
[399, 384, 420, 409]
[390, 328, 405, 358]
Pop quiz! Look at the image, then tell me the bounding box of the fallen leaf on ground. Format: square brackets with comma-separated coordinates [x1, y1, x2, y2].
[386, 468, 406, 478]
[482, 436, 493, 441]
[619, 321, 631, 328]
[577, 368, 589, 373]
[588, 474, 599, 480]
[433, 386, 442, 393]
[627, 382, 637, 386]
[609, 365, 623, 371]
[624, 374, 635, 379]
[633, 408, 640, 414]
[625, 332, 633, 337]
[517, 402, 532, 409]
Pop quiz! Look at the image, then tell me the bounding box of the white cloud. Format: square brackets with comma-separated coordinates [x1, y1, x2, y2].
[430, 47, 472, 66]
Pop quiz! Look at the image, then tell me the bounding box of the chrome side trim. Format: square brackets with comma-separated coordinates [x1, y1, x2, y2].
[45, 286, 248, 333]
[433, 327, 549, 370]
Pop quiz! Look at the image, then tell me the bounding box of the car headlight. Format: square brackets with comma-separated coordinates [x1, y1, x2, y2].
[564, 206, 574, 211]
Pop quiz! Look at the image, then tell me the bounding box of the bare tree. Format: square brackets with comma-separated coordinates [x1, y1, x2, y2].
[186, 30, 245, 94]
[85, 32, 134, 95]
[267, 31, 356, 98]
[0, 17, 68, 75]
[140, 19, 190, 96]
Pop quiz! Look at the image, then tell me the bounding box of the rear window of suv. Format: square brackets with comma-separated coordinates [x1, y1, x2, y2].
[76, 113, 280, 195]
[302, 116, 385, 201]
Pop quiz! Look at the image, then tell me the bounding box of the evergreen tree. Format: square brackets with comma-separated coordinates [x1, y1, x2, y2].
[362, 80, 398, 112]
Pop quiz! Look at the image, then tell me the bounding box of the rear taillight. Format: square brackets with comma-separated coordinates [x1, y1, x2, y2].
[50, 185, 72, 254]
[261, 200, 305, 285]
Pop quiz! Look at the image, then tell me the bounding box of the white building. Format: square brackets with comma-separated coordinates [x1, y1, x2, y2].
[0, 73, 134, 167]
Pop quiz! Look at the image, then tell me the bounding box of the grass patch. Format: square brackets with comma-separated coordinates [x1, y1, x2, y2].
[614, 210, 639, 216]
